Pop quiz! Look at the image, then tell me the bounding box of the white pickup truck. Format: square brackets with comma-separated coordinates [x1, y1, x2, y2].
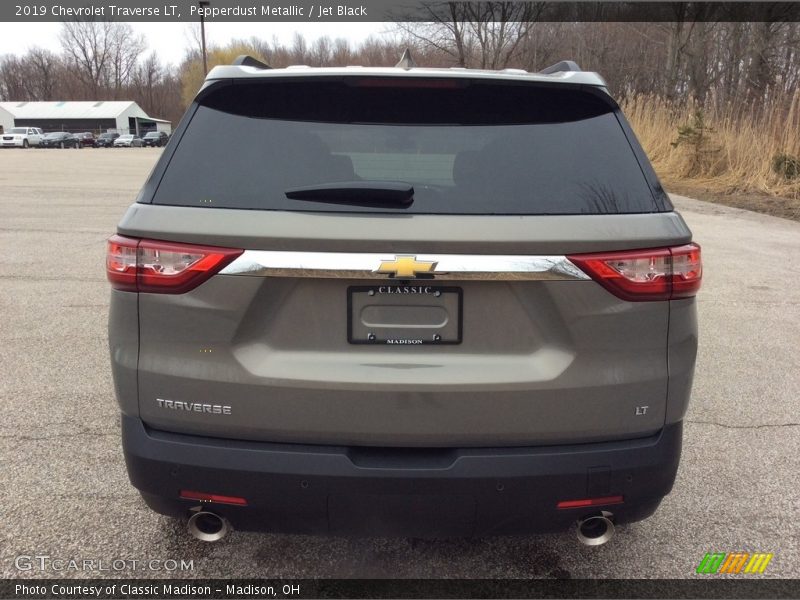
[1, 127, 44, 148]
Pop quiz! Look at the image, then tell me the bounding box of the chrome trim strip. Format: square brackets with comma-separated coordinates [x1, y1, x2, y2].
[220, 251, 590, 281]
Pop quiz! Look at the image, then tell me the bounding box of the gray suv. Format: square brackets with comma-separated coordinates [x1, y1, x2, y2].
[107, 57, 701, 544]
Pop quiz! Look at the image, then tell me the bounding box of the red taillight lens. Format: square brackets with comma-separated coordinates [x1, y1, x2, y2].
[106, 235, 138, 292]
[568, 243, 702, 301]
[180, 490, 248, 506]
[136, 239, 242, 293]
[106, 235, 242, 294]
[670, 243, 703, 298]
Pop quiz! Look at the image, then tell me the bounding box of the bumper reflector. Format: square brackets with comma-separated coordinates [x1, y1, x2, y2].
[556, 495, 624, 510]
[180, 490, 248, 506]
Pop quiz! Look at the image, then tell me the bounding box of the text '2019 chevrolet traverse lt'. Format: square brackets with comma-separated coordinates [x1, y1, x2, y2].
[107, 56, 701, 544]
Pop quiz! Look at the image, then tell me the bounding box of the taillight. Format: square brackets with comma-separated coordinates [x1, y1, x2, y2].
[568, 243, 702, 301]
[106, 235, 242, 294]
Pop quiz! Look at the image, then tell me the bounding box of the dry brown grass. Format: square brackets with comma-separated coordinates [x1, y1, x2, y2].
[623, 92, 800, 200]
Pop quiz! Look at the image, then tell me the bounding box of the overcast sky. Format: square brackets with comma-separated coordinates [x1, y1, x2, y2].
[0, 22, 393, 65]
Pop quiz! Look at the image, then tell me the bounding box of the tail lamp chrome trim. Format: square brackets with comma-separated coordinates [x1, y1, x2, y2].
[219, 251, 590, 281]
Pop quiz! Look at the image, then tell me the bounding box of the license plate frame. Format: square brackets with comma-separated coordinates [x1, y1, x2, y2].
[347, 285, 463, 345]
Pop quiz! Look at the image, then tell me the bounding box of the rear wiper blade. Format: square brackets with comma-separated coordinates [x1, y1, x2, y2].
[285, 181, 414, 207]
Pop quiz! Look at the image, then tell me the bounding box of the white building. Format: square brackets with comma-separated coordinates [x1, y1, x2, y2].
[0, 101, 171, 135]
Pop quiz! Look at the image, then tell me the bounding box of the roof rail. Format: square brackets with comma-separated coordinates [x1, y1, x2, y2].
[232, 55, 271, 69]
[539, 60, 582, 75]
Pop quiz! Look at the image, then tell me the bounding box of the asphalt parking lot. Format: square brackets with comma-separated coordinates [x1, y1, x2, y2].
[1, 148, 798, 580]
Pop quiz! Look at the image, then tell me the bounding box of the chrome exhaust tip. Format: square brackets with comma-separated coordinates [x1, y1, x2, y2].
[187, 510, 231, 542]
[576, 511, 615, 546]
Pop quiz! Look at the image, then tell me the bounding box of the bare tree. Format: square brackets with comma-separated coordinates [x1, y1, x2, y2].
[396, 2, 546, 68]
[132, 52, 161, 111]
[0, 55, 28, 100]
[59, 20, 114, 97]
[26, 48, 63, 100]
[108, 24, 146, 97]
[308, 36, 333, 66]
[464, 2, 545, 68]
[183, 23, 203, 62]
[395, 3, 472, 67]
[290, 32, 308, 64]
[59, 20, 144, 99]
[332, 38, 353, 65]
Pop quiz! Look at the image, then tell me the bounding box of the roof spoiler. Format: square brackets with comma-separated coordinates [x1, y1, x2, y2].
[539, 60, 582, 75]
[232, 55, 271, 69]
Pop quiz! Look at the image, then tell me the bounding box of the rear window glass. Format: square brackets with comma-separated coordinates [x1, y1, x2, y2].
[151, 79, 659, 214]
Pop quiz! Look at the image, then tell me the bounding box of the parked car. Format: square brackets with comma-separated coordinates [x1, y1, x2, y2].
[113, 134, 143, 148]
[96, 132, 120, 148]
[40, 132, 80, 149]
[107, 56, 702, 544]
[141, 131, 169, 147]
[1, 127, 43, 148]
[75, 132, 97, 147]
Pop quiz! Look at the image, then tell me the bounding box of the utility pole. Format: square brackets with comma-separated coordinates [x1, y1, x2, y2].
[198, 1, 210, 75]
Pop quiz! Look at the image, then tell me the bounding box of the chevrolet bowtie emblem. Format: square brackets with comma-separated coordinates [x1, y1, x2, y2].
[376, 255, 437, 278]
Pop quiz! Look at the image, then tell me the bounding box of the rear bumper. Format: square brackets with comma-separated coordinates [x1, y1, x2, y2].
[122, 415, 682, 537]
